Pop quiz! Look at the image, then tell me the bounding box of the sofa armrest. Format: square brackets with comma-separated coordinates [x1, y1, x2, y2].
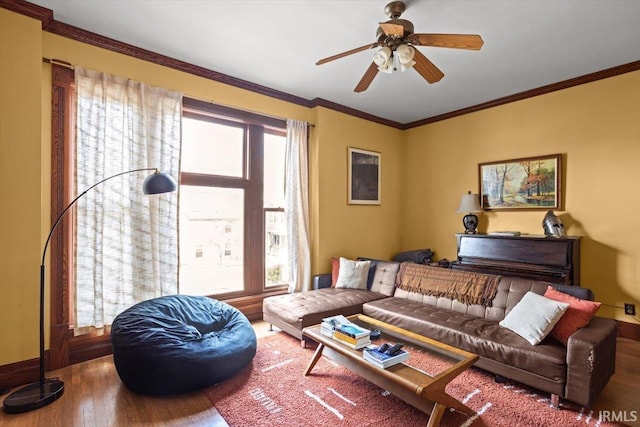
[564, 316, 617, 407]
[313, 274, 332, 290]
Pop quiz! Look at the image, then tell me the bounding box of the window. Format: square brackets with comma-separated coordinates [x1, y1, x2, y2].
[49, 69, 289, 368]
[179, 99, 288, 297]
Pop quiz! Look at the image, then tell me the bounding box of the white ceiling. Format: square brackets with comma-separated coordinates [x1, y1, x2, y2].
[30, 0, 640, 124]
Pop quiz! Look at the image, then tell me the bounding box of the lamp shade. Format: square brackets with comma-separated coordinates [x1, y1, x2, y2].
[143, 170, 178, 195]
[373, 46, 392, 66]
[456, 192, 482, 213]
[396, 44, 415, 64]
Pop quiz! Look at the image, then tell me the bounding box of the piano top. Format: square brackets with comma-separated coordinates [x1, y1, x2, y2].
[454, 233, 581, 285]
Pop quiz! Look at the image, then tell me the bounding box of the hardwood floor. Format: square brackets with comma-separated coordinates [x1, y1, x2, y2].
[1, 323, 638, 427]
[590, 337, 640, 426]
[0, 355, 227, 427]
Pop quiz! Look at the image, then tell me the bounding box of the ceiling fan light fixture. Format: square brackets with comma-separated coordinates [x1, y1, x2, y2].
[315, 1, 484, 92]
[373, 46, 392, 66]
[396, 44, 415, 64]
[399, 59, 415, 72]
[378, 61, 394, 74]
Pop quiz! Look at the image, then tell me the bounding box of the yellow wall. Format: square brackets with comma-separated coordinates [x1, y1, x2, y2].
[0, 9, 44, 366]
[311, 107, 404, 274]
[1, 7, 638, 367]
[403, 71, 640, 322]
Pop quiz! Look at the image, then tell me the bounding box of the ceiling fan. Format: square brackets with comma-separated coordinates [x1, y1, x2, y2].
[316, 1, 484, 93]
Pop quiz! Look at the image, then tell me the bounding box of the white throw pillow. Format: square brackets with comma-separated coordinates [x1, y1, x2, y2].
[335, 257, 371, 290]
[499, 291, 570, 345]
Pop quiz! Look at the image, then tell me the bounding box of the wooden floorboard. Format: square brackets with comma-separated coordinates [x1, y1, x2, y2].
[1, 322, 638, 426]
[0, 353, 227, 427]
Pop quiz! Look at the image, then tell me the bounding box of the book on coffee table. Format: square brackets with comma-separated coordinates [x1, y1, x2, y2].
[333, 331, 371, 349]
[322, 315, 371, 342]
[363, 347, 410, 369]
[337, 323, 370, 339]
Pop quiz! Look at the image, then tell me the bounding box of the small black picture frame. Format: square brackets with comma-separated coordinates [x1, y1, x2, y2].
[348, 147, 381, 205]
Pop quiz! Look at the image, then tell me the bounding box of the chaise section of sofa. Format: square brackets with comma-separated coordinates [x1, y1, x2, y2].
[263, 258, 397, 345]
[263, 288, 387, 343]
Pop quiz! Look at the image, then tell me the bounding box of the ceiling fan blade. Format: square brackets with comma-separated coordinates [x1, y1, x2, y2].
[316, 43, 378, 65]
[354, 62, 379, 93]
[379, 22, 404, 37]
[412, 34, 484, 50]
[412, 49, 444, 84]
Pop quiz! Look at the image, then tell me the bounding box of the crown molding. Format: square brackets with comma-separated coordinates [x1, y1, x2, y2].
[309, 98, 404, 129]
[44, 19, 315, 108]
[3, 1, 640, 129]
[403, 60, 640, 129]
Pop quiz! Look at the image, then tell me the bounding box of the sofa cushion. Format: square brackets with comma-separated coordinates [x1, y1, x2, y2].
[370, 261, 400, 296]
[392, 275, 577, 323]
[263, 288, 387, 331]
[544, 286, 602, 345]
[499, 292, 569, 345]
[335, 258, 371, 289]
[363, 296, 568, 382]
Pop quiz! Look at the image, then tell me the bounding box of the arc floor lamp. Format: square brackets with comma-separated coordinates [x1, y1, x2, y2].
[3, 168, 177, 414]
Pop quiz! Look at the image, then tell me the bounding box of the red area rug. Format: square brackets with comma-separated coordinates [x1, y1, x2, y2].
[205, 333, 621, 426]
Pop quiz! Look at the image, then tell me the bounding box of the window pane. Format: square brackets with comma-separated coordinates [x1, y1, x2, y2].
[265, 210, 288, 287]
[263, 133, 286, 208]
[179, 186, 244, 295]
[181, 117, 244, 177]
[264, 133, 287, 288]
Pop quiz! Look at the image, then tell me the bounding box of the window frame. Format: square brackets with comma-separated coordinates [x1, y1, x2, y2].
[48, 77, 289, 369]
[180, 98, 289, 298]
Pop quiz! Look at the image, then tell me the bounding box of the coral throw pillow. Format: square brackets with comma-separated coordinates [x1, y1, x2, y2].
[331, 257, 340, 287]
[544, 286, 602, 345]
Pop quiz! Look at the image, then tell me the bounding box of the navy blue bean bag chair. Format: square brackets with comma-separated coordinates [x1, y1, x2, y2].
[111, 295, 257, 395]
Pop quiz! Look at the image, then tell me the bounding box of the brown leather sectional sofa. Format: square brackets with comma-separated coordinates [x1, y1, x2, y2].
[262, 259, 617, 408]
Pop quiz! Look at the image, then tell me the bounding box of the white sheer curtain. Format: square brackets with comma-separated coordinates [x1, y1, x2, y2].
[285, 119, 311, 293]
[74, 67, 182, 328]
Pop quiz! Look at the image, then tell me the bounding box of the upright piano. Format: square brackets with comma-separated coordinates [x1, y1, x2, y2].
[452, 233, 581, 286]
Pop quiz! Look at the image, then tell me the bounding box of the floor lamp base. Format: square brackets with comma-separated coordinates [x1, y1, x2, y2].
[2, 379, 64, 414]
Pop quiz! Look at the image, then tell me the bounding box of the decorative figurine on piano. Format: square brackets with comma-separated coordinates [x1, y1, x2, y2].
[543, 210, 566, 237]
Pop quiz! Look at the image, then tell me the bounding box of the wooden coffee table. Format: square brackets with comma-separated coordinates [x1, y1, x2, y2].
[302, 314, 479, 427]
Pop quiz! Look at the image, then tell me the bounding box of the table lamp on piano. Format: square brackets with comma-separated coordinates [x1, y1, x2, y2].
[456, 191, 483, 234]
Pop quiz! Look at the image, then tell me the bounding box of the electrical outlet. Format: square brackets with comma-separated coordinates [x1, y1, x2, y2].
[624, 303, 636, 316]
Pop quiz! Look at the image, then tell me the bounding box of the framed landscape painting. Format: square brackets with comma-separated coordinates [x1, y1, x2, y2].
[348, 147, 380, 205]
[479, 153, 562, 210]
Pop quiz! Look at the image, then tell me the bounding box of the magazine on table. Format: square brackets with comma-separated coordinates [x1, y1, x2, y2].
[321, 315, 351, 330]
[363, 345, 410, 369]
[321, 315, 370, 339]
[321, 315, 351, 337]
